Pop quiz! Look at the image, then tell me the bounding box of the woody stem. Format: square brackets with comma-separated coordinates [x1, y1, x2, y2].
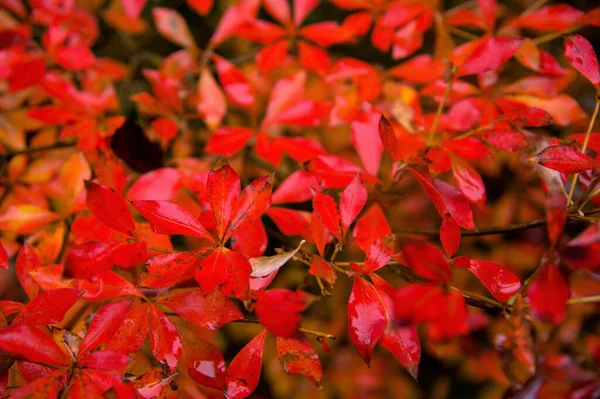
[566, 99, 600, 207]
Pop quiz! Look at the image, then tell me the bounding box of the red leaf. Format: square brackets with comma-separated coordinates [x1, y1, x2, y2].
[272, 170, 320, 204]
[378, 114, 398, 161]
[0, 300, 25, 316]
[534, 145, 595, 174]
[255, 289, 305, 337]
[79, 299, 132, 356]
[123, 0, 147, 19]
[13, 289, 82, 326]
[0, 243, 7, 269]
[66, 241, 120, 279]
[457, 36, 523, 77]
[188, 0, 214, 16]
[267, 208, 312, 238]
[208, 164, 241, 242]
[78, 350, 129, 371]
[157, 288, 242, 330]
[125, 168, 182, 202]
[440, 217, 461, 257]
[298, 41, 330, 76]
[347, 277, 387, 365]
[15, 244, 41, 299]
[379, 327, 420, 380]
[187, 338, 226, 390]
[231, 220, 268, 259]
[309, 254, 337, 286]
[206, 128, 253, 157]
[411, 168, 475, 230]
[402, 241, 452, 282]
[76, 271, 144, 302]
[198, 69, 226, 129]
[306, 155, 381, 188]
[224, 329, 266, 399]
[452, 162, 486, 209]
[85, 181, 136, 237]
[8, 369, 66, 399]
[197, 247, 252, 299]
[528, 263, 569, 324]
[428, 289, 469, 341]
[138, 250, 204, 288]
[209, 0, 260, 47]
[0, 325, 70, 366]
[564, 34, 600, 87]
[443, 137, 491, 160]
[363, 234, 396, 273]
[511, 4, 583, 32]
[340, 174, 368, 234]
[312, 190, 343, 242]
[353, 203, 392, 253]
[148, 305, 182, 372]
[276, 333, 322, 386]
[152, 7, 197, 49]
[225, 174, 274, 241]
[213, 54, 254, 108]
[130, 200, 214, 242]
[351, 107, 384, 175]
[468, 260, 521, 302]
[105, 302, 149, 354]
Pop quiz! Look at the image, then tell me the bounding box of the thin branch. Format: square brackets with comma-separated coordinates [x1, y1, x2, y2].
[448, 26, 478, 40]
[2, 142, 76, 159]
[394, 219, 547, 236]
[567, 99, 600, 207]
[427, 65, 455, 146]
[459, 289, 504, 312]
[567, 295, 600, 305]
[234, 318, 336, 340]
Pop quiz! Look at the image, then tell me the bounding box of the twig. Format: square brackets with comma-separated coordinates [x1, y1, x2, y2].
[566, 99, 600, 207]
[394, 219, 547, 236]
[56, 217, 73, 263]
[567, 295, 600, 305]
[234, 318, 336, 340]
[2, 142, 76, 159]
[533, 26, 580, 45]
[448, 26, 478, 40]
[427, 65, 455, 146]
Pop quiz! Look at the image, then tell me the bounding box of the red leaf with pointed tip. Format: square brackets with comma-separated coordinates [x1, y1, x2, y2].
[125, 168, 182, 202]
[378, 114, 398, 161]
[511, 4, 583, 32]
[187, 338, 226, 390]
[188, 0, 214, 15]
[534, 145, 595, 174]
[85, 181, 136, 237]
[66, 241, 120, 279]
[208, 165, 242, 241]
[309, 255, 337, 286]
[402, 241, 452, 282]
[312, 191, 343, 242]
[468, 260, 521, 302]
[298, 41, 330, 76]
[148, 305, 182, 372]
[78, 350, 129, 371]
[306, 155, 381, 188]
[205, 128, 253, 156]
[0, 300, 25, 316]
[440, 217, 461, 257]
[444, 137, 490, 160]
[340, 174, 368, 234]
[79, 299, 132, 356]
[363, 234, 396, 273]
[16, 244, 40, 299]
[138, 250, 204, 288]
[379, 327, 420, 380]
[198, 69, 226, 129]
[272, 171, 320, 204]
[158, 288, 242, 330]
[105, 302, 149, 354]
[428, 289, 470, 341]
[130, 200, 214, 242]
[225, 174, 274, 241]
[457, 36, 523, 77]
[210, 0, 260, 47]
[255, 289, 305, 337]
[224, 329, 266, 399]
[76, 271, 144, 302]
[352, 107, 384, 175]
[267, 208, 312, 238]
[0, 325, 71, 366]
[0, 243, 7, 269]
[231, 220, 267, 258]
[353, 203, 392, 253]
[13, 289, 81, 326]
[528, 263, 569, 324]
[123, 0, 148, 19]
[8, 369, 66, 399]
[347, 277, 387, 365]
[411, 169, 475, 230]
[198, 247, 252, 299]
[276, 333, 322, 386]
[213, 55, 254, 108]
[153, 7, 197, 49]
[452, 162, 486, 209]
[564, 34, 600, 87]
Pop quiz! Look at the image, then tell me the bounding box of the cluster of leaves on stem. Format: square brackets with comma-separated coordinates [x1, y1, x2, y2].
[1, 0, 600, 398]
